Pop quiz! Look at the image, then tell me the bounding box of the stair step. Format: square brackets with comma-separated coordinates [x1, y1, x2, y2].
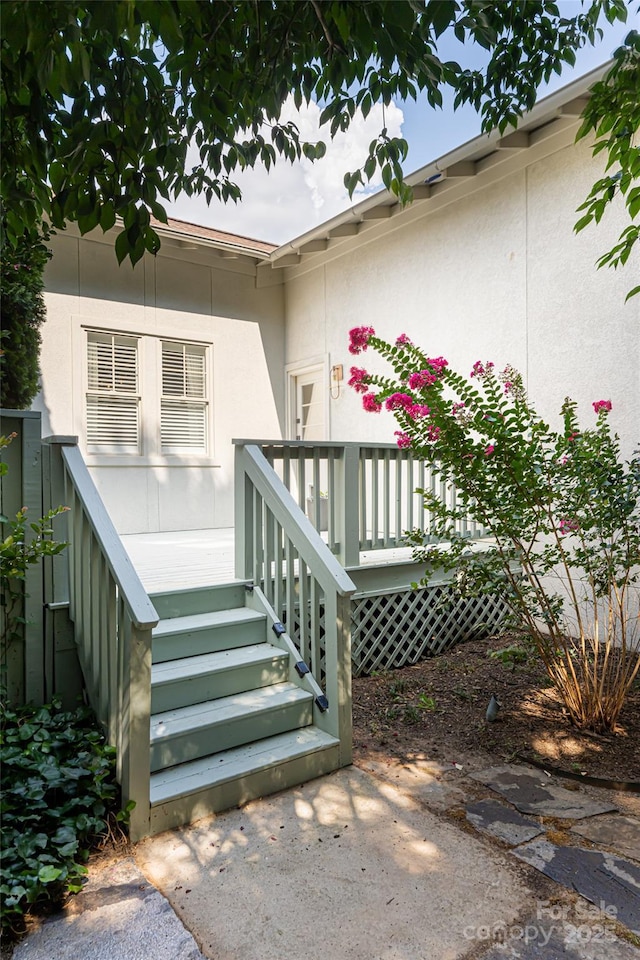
[149, 582, 248, 620]
[150, 682, 313, 771]
[151, 643, 290, 712]
[152, 607, 266, 663]
[150, 727, 340, 806]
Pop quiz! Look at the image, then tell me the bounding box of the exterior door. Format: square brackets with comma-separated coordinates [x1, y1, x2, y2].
[293, 368, 325, 441]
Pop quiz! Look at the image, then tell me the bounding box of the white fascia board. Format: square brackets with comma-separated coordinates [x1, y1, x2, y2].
[268, 60, 612, 266]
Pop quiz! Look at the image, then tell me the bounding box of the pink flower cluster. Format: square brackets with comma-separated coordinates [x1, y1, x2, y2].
[484, 445, 495, 457]
[394, 431, 411, 448]
[470, 360, 494, 379]
[592, 399, 612, 415]
[348, 326, 375, 355]
[395, 333, 412, 346]
[385, 392, 413, 412]
[408, 370, 438, 389]
[408, 404, 431, 420]
[362, 392, 382, 413]
[348, 366, 370, 393]
[406, 357, 448, 391]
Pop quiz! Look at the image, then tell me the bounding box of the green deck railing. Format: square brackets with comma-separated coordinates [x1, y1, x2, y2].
[234, 443, 355, 757]
[236, 440, 487, 568]
[47, 437, 158, 842]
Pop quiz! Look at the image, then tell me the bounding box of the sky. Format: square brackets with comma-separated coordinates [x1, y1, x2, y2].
[166, 7, 638, 246]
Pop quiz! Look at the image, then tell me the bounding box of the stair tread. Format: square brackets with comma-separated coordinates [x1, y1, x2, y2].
[151, 643, 288, 686]
[150, 727, 340, 805]
[150, 682, 311, 742]
[153, 607, 265, 639]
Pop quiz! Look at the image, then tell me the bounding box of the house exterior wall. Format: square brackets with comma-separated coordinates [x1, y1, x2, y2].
[38, 232, 285, 534]
[284, 137, 639, 458]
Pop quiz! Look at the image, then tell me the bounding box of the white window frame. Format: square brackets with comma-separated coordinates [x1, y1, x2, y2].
[81, 325, 214, 465]
[85, 331, 141, 454]
[160, 340, 209, 454]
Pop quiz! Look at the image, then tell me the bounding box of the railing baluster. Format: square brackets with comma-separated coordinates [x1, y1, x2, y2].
[382, 448, 390, 545]
[309, 576, 321, 679]
[359, 449, 368, 550]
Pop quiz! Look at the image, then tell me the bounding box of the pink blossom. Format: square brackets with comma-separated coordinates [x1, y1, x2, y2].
[407, 404, 431, 419]
[470, 360, 494, 379]
[408, 370, 437, 389]
[348, 366, 370, 393]
[427, 356, 448, 375]
[395, 333, 412, 346]
[385, 392, 414, 412]
[348, 326, 375, 355]
[426, 424, 441, 442]
[484, 444, 495, 457]
[592, 399, 612, 415]
[503, 381, 513, 394]
[394, 431, 411, 449]
[362, 392, 382, 413]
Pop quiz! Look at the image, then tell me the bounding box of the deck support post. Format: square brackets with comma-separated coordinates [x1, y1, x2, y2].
[335, 445, 360, 569]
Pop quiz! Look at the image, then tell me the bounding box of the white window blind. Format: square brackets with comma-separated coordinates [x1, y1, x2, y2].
[86, 332, 140, 450]
[161, 341, 208, 451]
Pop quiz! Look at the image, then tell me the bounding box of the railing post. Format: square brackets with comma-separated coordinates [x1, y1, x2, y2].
[234, 444, 253, 581]
[334, 444, 360, 568]
[120, 620, 151, 843]
[41, 436, 83, 705]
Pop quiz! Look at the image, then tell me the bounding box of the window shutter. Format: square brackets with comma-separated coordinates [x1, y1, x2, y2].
[86, 333, 140, 450]
[161, 342, 208, 452]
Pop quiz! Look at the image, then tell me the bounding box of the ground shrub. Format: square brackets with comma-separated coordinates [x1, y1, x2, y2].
[0, 696, 126, 935]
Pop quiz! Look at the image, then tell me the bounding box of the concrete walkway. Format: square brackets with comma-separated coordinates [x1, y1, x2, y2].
[12, 763, 640, 960]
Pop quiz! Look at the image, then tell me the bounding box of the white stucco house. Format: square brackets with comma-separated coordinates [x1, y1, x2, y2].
[36, 63, 638, 537]
[10, 61, 638, 840]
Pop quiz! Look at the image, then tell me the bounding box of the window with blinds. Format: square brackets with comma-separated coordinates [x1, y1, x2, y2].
[160, 341, 208, 452]
[86, 332, 140, 450]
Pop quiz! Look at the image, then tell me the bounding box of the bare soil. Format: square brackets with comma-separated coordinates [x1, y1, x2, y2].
[352, 633, 640, 784]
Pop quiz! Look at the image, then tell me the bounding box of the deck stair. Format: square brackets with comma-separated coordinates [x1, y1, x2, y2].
[146, 582, 342, 834]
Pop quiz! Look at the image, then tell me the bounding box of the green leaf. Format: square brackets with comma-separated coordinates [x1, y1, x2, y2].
[38, 865, 63, 884]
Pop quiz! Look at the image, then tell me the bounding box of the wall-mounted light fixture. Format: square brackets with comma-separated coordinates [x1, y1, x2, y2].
[330, 363, 343, 399]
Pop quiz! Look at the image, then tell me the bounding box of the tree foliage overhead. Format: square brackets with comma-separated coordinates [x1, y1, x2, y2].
[0, 0, 632, 266]
[575, 28, 640, 301]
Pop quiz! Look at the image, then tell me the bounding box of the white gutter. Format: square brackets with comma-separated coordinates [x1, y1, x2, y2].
[268, 60, 611, 264]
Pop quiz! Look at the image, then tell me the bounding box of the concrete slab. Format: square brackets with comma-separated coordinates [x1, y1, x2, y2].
[136, 766, 534, 960]
[355, 755, 468, 812]
[12, 856, 206, 960]
[466, 799, 544, 846]
[571, 815, 640, 864]
[471, 765, 618, 819]
[513, 838, 640, 934]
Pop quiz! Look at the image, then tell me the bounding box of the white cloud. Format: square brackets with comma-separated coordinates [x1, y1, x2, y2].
[166, 97, 404, 245]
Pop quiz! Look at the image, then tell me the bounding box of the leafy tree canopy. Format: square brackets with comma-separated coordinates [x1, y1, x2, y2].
[0, 0, 634, 267]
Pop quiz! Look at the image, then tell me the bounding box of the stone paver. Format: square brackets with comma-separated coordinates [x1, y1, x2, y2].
[480, 914, 640, 959]
[571, 815, 640, 864]
[513, 838, 640, 934]
[466, 798, 545, 846]
[12, 857, 206, 960]
[470, 765, 618, 819]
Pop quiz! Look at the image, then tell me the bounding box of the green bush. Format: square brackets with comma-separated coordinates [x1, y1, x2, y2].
[0, 696, 126, 934]
[0, 230, 51, 410]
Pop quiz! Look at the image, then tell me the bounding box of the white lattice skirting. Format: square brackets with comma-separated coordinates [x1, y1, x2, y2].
[351, 585, 510, 677]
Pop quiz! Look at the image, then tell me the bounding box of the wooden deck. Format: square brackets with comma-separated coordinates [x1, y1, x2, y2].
[120, 527, 419, 595]
[121, 528, 236, 593]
